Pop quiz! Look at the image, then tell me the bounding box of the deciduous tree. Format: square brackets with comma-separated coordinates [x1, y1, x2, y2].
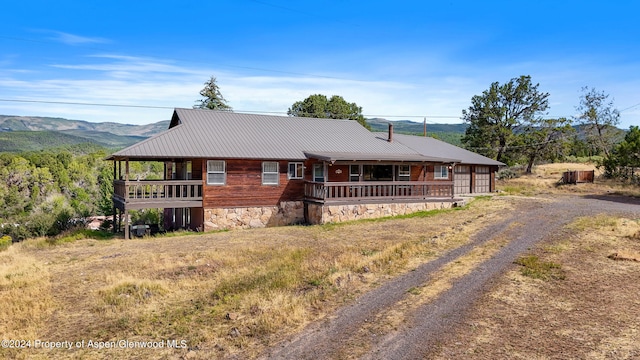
[520, 117, 574, 173]
[461, 75, 549, 164]
[603, 126, 640, 182]
[287, 94, 369, 129]
[574, 87, 620, 157]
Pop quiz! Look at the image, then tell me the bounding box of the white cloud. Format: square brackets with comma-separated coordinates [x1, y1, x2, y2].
[48, 31, 110, 45]
[1, 51, 638, 128]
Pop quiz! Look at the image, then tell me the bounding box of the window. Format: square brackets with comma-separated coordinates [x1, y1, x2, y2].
[363, 165, 393, 181]
[207, 160, 226, 185]
[349, 165, 360, 182]
[434, 165, 449, 179]
[397, 165, 410, 181]
[313, 163, 325, 182]
[170, 162, 177, 179]
[262, 161, 279, 185]
[288, 162, 304, 179]
[185, 161, 192, 180]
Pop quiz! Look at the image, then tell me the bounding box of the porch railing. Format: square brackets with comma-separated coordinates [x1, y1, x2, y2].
[113, 180, 203, 204]
[304, 181, 454, 202]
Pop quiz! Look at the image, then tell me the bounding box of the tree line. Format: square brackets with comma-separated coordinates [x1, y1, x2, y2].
[459, 75, 635, 179]
[0, 145, 163, 241]
[199, 74, 637, 181]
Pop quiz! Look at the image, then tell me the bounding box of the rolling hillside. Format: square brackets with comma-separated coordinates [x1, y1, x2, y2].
[0, 115, 169, 137]
[0, 131, 148, 152]
[0, 115, 169, 152]
[0, 114, 471, 153]
[366, 118, 467, 134]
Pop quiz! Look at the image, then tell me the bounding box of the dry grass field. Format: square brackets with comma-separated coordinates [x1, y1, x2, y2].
[1, 162, 638, 359]
[1, 194, 510, 359]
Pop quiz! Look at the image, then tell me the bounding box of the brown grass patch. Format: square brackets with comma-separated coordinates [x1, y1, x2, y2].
[497, 162, 640, 197]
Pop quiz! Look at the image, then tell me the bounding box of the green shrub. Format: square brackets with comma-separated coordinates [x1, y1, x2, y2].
[497, 167, 519, 180]
[0, 235, 12, 251]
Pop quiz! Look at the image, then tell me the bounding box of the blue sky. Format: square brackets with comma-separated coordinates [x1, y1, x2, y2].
[1, 0, 639, 127]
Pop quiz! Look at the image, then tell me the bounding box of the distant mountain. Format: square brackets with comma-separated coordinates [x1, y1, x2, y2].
[0, 115, 169, 152]
[365, 118, 467, 146]
[365, 118, 468, 134]
[0, 115, 169, 137]
[0, 115, 473, 153]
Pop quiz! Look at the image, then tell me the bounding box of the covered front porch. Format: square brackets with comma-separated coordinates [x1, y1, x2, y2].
[110, 157, 204, 239]
[301, 153, 458, 205]
[304, 180, 454, 203]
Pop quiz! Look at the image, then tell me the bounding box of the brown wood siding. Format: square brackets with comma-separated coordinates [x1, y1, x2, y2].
[203, 159, 305, 208]
[304, 160, 316, 181]
[192, 159, 203, 180]
[411, 165, 425, 181]
[328, 164, 350, 182]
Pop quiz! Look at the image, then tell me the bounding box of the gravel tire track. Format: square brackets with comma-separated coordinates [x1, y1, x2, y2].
[261, 195, 640, 360]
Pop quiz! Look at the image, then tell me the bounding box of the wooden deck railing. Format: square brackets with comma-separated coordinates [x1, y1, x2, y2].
[304, 181, 454, 202]
[113, 180, 203, 204]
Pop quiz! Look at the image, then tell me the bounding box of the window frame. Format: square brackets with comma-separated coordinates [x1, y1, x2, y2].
[313, 163, 325, 182]
[262, 161, 280, 185]
[287, 162, 304, 180]
[349, 164, 360, 182]
[397, 164, 411, 181]
[206, 160, 226, 185]
[434, 165, 449, 180]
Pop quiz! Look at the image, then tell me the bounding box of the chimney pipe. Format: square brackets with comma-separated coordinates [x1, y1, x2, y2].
[388, 123, 393, 142]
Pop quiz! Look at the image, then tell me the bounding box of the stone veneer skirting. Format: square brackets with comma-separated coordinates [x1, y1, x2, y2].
[306, 200, 457, 225]
[203, 200, 459, 231]
[204, 201, 304, 231]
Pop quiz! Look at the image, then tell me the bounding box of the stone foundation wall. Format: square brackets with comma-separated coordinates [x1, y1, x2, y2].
[204, 201, 304, 231]
[306, 201, 456, 225]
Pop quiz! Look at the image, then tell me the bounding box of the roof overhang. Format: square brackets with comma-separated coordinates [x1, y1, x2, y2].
[303, 151, 459, 163]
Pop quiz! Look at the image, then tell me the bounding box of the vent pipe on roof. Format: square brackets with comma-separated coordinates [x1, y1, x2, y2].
[388, 123, 393, 143]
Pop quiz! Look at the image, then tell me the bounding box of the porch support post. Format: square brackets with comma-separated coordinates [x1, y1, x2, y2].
[451, 162, 457, 198]
[124, 209, 130, 240]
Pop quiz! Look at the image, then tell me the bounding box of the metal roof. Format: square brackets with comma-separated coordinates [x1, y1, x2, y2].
[109, 109, 459, 162]
[384, 133, 506, 166]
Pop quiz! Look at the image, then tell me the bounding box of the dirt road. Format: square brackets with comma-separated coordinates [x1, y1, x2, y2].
[261, 195, 640, 359]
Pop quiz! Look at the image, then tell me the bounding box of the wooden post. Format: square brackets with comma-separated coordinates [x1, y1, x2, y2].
[451, 163, 456, 198]
[124, 209, 130, 240]
[470, 165, 476, 194]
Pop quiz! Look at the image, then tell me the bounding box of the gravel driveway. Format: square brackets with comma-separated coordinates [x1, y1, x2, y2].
[260, 194, 640, 360]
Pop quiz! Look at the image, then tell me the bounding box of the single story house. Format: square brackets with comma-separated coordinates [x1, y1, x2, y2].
[107, 108, 503, 238]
